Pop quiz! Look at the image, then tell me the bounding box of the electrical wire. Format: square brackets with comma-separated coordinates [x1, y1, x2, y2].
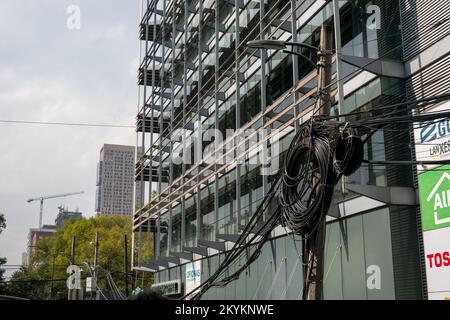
[185, 176, 283, 300]
[184, 91, 450, 300]
[0, 120, 134, 129]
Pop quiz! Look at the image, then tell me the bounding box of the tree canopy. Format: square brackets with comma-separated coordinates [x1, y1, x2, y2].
[2, 215, 153, 300]
[0, 214, 6, 294]
[0, 213, 5, 234]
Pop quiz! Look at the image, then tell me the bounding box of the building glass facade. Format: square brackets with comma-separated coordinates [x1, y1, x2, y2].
[133, 0, 441, 299]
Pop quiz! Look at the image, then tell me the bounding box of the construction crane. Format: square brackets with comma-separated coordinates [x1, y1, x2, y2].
[27, 191, 84, 228]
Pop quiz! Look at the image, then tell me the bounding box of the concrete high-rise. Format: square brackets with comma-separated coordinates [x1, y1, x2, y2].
[95, 144, 136, 216]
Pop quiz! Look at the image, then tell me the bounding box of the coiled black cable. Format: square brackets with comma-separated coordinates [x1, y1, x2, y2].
[333, 128, 364, 177]
[280, 124, 336, 237]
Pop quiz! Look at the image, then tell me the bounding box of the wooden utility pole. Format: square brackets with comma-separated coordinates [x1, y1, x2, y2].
[317, 25, 333, 118]
[303, 24, 333, 300]
[124, 233, 129, 298]
[70, 236, 76, 265]
[50, 255, 55, 300]
[68, 236, 83, 300]
[93, 232, 99, 300]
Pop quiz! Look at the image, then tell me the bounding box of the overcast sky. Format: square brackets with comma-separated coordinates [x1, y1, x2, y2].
[0, 0, 140, 273]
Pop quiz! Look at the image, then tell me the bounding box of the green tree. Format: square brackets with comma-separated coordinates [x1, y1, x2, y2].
[0, 213, 5, 234]
[0, 257, 7, 294]
[6, 215, 153, 300]
[4, 267, 49, 299]
[0, 214, 7, 294]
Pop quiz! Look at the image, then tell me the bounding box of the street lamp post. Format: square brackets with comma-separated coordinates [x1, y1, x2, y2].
[246, 39, 319, 69]
[246, 39, 319, 51]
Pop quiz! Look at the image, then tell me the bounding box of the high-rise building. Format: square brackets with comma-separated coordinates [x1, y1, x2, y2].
[96, 144, 136, 216]
[133, 0, 450, 300]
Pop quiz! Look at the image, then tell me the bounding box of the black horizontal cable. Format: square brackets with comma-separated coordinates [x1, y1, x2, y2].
[184, 87, 450, 300]
[0, 120, 134, 128]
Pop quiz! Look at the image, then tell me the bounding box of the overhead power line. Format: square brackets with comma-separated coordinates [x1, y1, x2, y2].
[0, 120, 134, 129]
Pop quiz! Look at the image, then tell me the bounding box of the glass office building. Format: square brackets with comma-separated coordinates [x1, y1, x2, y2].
[133, 0, 450, 299]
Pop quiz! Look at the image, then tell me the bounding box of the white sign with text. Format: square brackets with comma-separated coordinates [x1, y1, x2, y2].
[423, 227, 450, 299]
[185, 261, 202, 299]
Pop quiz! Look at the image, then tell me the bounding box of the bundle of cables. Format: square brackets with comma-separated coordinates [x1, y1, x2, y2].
[279, 123, 336, 236]
[333, 127, 364, 177]
[186, 178, 282, 300]
[188, 120, 367, 299]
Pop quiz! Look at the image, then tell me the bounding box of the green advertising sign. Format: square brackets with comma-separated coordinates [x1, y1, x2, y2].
[419, 164, 450, 231]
